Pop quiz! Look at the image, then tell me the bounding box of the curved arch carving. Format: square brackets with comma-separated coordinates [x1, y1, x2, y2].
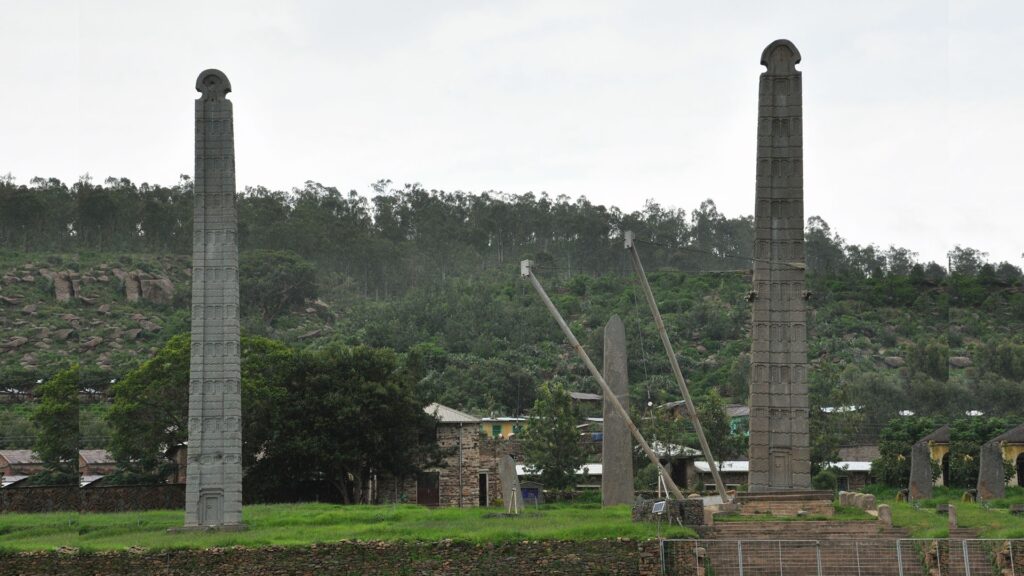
[760, 40, 801, 74]
[196, 69, 232, 101]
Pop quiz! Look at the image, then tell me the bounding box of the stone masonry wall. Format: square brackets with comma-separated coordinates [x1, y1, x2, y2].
[0, 540, 663, 576]
[480, 436, 523, 506]
[1, 485, 185, 513]
[435, 423, 481, 507]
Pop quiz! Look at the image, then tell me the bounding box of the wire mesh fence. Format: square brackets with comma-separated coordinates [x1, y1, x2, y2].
[661, 539, 1023, 576]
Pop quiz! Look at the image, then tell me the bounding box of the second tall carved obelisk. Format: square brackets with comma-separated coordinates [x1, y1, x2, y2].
[185, 69, 244, 528]
[748, 41, 811, 492]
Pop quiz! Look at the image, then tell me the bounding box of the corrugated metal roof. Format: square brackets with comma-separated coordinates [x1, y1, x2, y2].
[1, 475, 29, 488]
[570, 391, 602, 402]
[694, 461, 749, 473]
[424, 402, 480, 423]
[516, 464, 603, 476]
[79, 449, 114, 464]
[0, 450, 38, 465]
[693, 460, 873, 473]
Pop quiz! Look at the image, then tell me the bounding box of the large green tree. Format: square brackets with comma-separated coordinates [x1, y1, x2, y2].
[106, 334, 293, 483]
[520, 380, 587, 491]
[245, 345, 441, 503]
[29, 366, 79, 485]
[240, 249, 318, 323]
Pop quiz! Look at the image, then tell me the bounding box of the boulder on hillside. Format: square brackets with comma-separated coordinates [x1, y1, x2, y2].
[123, 328, 143, 340]
[81, 336, 104, 350]
[20, 275, 35, 283]
[97, 304, 111, 315]
[883, 356, 906, 368]
[950, 356, 972, 368]
[2, 275, 19, 284]
[1, 336, 29, 351]
[51, 271, 76, 303]
[0, 295, 23, 305]
[21, 304, 37, 315]
[140, 277, 175, 305]
[53, 329, 76, 341]
[138, 319, 161, 333]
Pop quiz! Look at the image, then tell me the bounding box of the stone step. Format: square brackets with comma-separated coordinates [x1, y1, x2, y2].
[700, 521, 910, 540]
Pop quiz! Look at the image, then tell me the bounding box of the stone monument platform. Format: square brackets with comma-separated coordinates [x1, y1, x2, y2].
[729, 490, 835, 517]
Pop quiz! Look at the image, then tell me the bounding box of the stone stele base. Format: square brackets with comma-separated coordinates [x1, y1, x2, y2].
[167, 523, 248, 534]
[731, 490, 835, 517]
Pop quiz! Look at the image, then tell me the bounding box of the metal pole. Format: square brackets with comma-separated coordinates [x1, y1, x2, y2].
[1010, 540, 1017, 576]
[855, 541, 862, 576]
[815, 541, 823, 576]
[738, 541, 745, 576]
[625, 231, 730, 501]
[896, 540, 905, 576]
[962, 540, 971, 576]
[522, 261, 686, 500]
[1011, 537, 1019, 573]
[778, 540, 784, 576]
[659, 539, 666, 576]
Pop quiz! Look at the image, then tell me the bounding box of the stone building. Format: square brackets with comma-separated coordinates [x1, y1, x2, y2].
[0, 450, 43, 478]
[78, 450, 116, 477]
[378, 403, 486, 507]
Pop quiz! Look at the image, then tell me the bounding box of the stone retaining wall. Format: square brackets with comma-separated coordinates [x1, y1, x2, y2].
[632, 498, 704, 526]
[0, 540, 663, 576]
[1, 484, 184, 513]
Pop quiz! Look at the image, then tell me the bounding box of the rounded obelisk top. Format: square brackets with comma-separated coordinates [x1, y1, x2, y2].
[196, 69, 232, 101]
[760, 40, 801, 74]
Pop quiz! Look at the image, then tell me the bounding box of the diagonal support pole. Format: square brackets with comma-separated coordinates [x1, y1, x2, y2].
[624, 231, 731, 502]
[521, 260, 685, 501]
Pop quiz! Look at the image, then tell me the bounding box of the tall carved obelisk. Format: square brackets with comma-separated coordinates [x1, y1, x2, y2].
[601, 315, 634, 505]
[185, 69, 244, 528]
[748, 41, 811, 492]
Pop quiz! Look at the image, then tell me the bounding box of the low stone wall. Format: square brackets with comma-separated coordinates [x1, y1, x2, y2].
[732, 490, 835, 517]
[80, 485, 185, 512]
[0, 485, 77, 513]
[632, 498, 704, 526]
[838, 490, 877, 511]
[0, 539, 663, 576]
[1, 484, 185, 513]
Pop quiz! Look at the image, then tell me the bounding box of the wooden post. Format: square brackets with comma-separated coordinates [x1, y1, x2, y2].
[624, 231, 731, 502]
[521, 260, 685, 501]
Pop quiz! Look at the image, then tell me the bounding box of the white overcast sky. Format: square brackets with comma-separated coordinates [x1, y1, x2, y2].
[2, 1, 1022, 265]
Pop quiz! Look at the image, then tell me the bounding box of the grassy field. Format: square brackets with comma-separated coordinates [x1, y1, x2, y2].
[712, 487, 1024, 538]
[878, 486, 1024, 539]
[0, 502, 698, 552]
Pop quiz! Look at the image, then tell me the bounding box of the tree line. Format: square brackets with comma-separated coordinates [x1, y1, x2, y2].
[5, 173, 1003, 294]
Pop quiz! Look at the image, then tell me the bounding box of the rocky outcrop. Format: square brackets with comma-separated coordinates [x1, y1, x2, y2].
[883, 356, 905, 368]
[1, 336, 29, 351]
[950, 356, 972, 368]
[117, 269, 175, 304]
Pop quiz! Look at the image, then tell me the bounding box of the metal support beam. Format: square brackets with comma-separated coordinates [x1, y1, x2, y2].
[624, 231, 730, 502]
[521, 260, 686, 501]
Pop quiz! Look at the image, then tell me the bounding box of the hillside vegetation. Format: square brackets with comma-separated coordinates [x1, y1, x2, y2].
[2, 176, 1024, 460]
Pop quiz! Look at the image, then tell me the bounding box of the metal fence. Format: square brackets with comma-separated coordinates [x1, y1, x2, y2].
[661, 539, 1023, 576]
